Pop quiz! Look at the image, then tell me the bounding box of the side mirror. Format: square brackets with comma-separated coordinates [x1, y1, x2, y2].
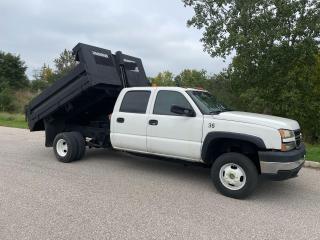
[171, 105, 195, 117]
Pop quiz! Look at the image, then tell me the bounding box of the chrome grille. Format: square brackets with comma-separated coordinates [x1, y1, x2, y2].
[294, 129, 302, 147]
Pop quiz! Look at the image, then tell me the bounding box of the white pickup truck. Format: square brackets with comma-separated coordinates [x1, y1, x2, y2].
[26, 44, 305, 199]
[106, 87, 305, 198]
[34, 86, 306, 199]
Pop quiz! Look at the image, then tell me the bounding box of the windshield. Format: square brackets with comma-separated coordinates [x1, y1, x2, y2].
[186, 90, 230, 115]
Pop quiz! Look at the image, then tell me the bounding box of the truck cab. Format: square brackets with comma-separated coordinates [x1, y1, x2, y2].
[110, 87, 305, 198]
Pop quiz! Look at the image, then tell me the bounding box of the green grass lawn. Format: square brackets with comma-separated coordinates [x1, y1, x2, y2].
[305, 143, 320, 163]
[0, 112, 319, 162]
[0, 112, 28, 129]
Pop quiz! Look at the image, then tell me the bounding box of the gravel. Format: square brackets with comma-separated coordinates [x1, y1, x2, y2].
[0, 126, 319, 240]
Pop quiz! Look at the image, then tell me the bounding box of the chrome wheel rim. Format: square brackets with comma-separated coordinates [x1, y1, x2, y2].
[56, 139, 68, 157]
[219, 163, 247, 191]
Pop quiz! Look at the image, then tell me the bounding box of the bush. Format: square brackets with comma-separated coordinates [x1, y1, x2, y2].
[0, 87, 16, 112]
[14, 90, 35, 113]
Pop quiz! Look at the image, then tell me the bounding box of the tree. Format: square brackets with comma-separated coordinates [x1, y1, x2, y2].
[183, 0, 320, 59]
[209, 71, 235, 107]
[0, 51, 28, 112]
[175, 69, 209, 88]
[151, 71, 176, 86]
[30, 64, 55, 92]
[184, 0, 320, 141]
[30, 49, 76, 92]
[0, 82, 15, 112]
[0, 51, 28, 90]
[53, 49, 77, 77]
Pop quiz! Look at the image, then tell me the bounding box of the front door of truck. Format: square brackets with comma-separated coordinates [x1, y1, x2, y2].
[147, 90, 203, 161]
[111, 90, 151, 152]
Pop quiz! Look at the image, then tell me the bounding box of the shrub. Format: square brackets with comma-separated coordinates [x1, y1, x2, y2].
[0, 87, 16, 112]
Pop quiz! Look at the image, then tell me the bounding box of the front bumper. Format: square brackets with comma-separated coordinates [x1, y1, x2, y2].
[258, 144, 306, 180]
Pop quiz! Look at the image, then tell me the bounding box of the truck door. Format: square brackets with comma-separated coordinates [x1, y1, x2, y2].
[111, 90, 151, 152]
[147, 90, 203, 161]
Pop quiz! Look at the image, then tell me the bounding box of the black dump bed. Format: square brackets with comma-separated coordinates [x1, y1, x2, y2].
[26, 43, 150, 131]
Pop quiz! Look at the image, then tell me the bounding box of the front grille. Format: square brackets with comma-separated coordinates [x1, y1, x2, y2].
[294, 129, 302, 147]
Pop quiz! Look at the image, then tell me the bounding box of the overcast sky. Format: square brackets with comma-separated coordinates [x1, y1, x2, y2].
[0, 0, 230, 78]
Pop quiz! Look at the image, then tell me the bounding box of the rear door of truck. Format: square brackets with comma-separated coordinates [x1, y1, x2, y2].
[110, 89, 152, 152]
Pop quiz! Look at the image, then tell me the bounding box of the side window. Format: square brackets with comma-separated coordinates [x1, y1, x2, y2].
[153, 90, 192, 115]
[120, 91, 151, 114]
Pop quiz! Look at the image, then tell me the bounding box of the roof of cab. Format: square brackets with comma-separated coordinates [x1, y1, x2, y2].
[123, 86, 207, 92]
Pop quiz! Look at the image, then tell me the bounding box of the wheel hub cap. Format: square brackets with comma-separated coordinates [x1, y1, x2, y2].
[56, 139, 68, 157]
[219, 163, 247, 191]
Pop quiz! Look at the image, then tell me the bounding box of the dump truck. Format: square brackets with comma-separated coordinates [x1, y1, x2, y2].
[26, 43, 305, 199]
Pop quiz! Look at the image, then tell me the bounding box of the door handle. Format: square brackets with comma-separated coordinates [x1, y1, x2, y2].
[117, 117, 125, 123]
[149, 119, 158, 126]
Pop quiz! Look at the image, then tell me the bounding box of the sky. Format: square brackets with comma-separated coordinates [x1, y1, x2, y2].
[0, 0, 230, 78]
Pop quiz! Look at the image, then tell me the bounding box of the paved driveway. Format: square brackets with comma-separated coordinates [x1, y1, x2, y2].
[0, 126, 319, 240]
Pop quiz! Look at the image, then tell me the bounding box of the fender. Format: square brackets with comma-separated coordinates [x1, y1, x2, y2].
[201, 131, 266, 161]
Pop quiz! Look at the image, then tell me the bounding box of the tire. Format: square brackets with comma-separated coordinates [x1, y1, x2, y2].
[53, 132, 79, 163]
[70, 132, 86, 160]
[211, 152, 258, 199]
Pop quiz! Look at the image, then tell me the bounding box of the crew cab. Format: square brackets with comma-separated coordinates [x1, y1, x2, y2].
[109, 87, 305, 198]
[26, 43, 305, 199]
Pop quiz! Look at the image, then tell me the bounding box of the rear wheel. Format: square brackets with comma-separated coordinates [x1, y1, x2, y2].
[70, 132, 86, 160]
[53, 132, 78, 163]
[211, 152, 258, 199]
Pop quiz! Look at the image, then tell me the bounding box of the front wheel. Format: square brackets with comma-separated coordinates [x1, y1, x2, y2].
[211, 152, 258, 199]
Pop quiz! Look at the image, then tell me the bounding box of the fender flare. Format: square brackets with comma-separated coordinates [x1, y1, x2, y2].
[201, 131, 267, 162]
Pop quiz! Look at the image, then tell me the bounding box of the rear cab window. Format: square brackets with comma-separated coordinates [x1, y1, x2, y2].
[120, 90, 151, 114]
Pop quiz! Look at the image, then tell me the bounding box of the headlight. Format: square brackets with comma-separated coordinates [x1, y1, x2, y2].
[279, 129, 296, 151]
[279, 129, 295, 139]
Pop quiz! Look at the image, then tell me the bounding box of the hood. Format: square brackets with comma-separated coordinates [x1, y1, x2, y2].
[213, 111, 300, 130]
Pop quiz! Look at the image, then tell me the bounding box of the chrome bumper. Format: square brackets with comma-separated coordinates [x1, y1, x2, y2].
[258, 145, 306, 180]
[260, 159, 305, 174]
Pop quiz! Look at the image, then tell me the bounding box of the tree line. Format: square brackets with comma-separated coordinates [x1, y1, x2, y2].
[0, 0, 320, 142]
[0, 50, 77, 113]
[0, 48, 319, 141]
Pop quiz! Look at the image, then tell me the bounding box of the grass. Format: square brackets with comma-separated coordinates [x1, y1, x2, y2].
[0, 111, 319, 162]
[0, 112, 28, 129]
[305, 143, 320, 163]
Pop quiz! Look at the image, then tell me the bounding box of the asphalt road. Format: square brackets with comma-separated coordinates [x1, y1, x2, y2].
[0, 126, 319, 240]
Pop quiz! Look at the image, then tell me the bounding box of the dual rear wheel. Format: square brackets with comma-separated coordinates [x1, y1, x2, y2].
[53, 132, 86, 163]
